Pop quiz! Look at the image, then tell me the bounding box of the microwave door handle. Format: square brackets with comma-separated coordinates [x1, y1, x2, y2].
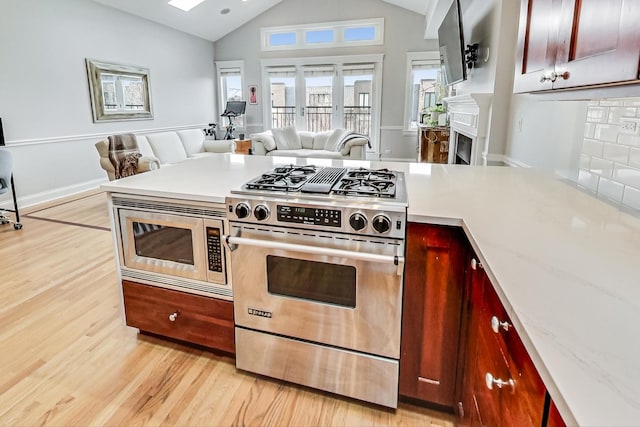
[224, 235, 404, 274]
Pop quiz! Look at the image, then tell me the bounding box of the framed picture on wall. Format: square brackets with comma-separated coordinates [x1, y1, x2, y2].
[248, 85, 258, 105]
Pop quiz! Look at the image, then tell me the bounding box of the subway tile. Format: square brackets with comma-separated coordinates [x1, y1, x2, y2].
[586, 107, 608, 123]
[607, 107, 637, 124]
[588, 100, 600, 107]
[613, 165, 640, 190]
[584, 122, 595, 138]
[597, 177, 624, 204]
[630, 148, 640, 169]
[622, 98, 640, 107]
[593, 123, 620, 142]
[582, 139, 604, 157]
[622, 186, 640, 211]
[578, 170, 599, 192]
[580, 154, 591, 170]
[599, 100, 624, 107]
[618, 133, 640, 147]
[590, 157, 614, 178]
[603, 143, 630, 164]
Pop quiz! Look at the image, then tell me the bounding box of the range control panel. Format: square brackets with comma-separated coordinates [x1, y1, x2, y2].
[276, 205, 341, 227]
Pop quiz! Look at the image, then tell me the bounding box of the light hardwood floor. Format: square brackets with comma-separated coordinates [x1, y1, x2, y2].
[0, 192, 455, 426]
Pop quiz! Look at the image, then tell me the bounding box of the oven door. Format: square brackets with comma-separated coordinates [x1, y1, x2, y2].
[118, 209, 207, 281]
[227, 224, 404, 359]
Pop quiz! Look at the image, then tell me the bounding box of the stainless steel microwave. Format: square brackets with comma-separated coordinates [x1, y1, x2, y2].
[112, 195, 231, 300]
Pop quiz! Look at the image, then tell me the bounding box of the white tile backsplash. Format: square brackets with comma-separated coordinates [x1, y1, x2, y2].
[580, 98, 640, 212]
[603, 143, 630, 163]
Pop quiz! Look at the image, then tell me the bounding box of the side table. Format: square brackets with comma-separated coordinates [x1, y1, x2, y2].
[234, 139, 252, 155]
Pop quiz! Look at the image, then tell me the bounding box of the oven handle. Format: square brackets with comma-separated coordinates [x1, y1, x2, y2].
[224, 235, 405, 275]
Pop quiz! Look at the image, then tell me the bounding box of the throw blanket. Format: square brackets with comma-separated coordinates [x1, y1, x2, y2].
[323, 129, 372, 152]
[108, 133, 141, 179]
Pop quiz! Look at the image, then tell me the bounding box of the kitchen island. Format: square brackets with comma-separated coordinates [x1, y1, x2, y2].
[102, 153, 640, 427]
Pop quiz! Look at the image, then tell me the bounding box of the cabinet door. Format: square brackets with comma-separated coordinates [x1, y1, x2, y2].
[399, 223, 467, 407]
[456, 255, 488, 426]
[514, 0, 561, 93]
[554, 0, 640, 89]
[547, 399, 567, 427]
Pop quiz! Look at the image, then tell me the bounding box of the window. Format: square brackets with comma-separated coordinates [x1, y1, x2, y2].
[261, 19, 384, 51]
[403, 52, 442, 131]
[216, 61, 245, 129]
[262, 55, 382, 153]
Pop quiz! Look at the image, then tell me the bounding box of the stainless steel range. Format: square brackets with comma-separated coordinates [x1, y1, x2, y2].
[224, 164, 407, 408]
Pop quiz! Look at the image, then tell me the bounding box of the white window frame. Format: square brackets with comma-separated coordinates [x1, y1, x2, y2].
[215, 60, 245, 130]
[260, 54, 384, 155]
[403, 52, 441, 133]
[261, 19, 384, 52]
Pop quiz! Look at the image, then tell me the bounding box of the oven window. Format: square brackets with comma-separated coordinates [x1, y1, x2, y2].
[266, 255, 356, 307]
[133, 222, 194, 265]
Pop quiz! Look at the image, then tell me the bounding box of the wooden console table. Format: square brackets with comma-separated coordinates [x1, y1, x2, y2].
[418, 126, 449, 163]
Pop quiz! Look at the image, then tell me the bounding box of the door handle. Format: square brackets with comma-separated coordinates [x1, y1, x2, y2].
[223, 235, 405, 274]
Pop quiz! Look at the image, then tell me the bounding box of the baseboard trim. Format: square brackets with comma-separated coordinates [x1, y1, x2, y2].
[0, 178, 107, 210]
[501, 156, 531, 168]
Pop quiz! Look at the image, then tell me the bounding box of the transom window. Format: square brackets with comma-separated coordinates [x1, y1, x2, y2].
[261, 19, 384, 51]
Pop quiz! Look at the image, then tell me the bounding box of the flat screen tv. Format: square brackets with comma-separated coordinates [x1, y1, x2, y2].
[438, 0, 466, 86]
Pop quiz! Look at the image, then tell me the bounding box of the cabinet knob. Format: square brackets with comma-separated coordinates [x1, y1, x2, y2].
[470, 258, 483, 270]
[168, 311, 179, 322]
[485, 372, 515, 393]
[491, 315, 511, 333]
[540, 71, 570, 83]
[540, 73, 554, 83]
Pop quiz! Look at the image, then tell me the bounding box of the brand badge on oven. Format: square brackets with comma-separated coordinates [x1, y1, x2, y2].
[248, 307, 272, 318]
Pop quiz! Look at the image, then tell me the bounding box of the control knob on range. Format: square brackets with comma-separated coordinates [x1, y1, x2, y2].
[235, 202, 251, 219]
[349, 213, 368, 231]
[254, 204, 270, 221]
[372, 214, 392, 234]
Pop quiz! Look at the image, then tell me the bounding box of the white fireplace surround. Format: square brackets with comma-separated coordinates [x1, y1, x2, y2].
[444, 94, 493, 165]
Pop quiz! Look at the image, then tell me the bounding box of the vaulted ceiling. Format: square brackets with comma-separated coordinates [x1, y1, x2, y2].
[89, 0, 432, 42]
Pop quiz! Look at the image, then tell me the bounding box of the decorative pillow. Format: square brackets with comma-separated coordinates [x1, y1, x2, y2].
[272, 126, 302, 150]
[253, 131, 277, 151]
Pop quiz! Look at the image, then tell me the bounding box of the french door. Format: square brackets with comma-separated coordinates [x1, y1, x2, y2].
[263, 55, 382, 154]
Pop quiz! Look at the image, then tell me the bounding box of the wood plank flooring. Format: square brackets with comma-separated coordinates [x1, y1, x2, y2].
[0, 192, 455, 426]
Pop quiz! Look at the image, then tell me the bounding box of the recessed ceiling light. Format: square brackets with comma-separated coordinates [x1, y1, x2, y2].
[220, 8, 231, 14]
[168, 0, 205, 12]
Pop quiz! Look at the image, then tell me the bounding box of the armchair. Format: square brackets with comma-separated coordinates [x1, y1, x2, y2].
[0, 148, 22, 230]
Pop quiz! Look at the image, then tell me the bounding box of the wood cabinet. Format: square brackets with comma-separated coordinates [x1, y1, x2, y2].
[546, 398, 567, 427]
[456, 258, 547, 427]
[399, 223, 467, 407]
[418, 126, 449, 164]
[122, 280, 235, 353]
[514, 0, 640, 93]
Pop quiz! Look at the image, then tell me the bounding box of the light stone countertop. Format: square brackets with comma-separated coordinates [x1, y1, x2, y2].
[102, 154, 640, 427]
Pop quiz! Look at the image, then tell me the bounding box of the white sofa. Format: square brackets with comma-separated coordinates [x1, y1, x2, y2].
[250, 127, 368, 160]
[96, 129, 234, 180]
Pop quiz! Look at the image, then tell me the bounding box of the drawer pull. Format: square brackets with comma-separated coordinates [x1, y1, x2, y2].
[491, 315, 511, 333]
[470, 258, 483, 270]
[168, 311, 179, 322]
[485, 372, 515, 393]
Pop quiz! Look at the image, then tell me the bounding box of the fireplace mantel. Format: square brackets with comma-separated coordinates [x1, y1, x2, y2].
[443, 93, 493, 165]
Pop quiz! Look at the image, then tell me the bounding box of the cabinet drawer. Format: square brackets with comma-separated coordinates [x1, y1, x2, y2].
[479, 285, 545, 426]
[122, 280, 235, 353]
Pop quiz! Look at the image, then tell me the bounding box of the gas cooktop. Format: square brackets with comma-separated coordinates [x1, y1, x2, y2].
[240, 164, 406, 203]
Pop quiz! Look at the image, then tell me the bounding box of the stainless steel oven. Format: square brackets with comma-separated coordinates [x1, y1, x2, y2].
[112, 194, 231, 300]
[225, 165, 407, 408]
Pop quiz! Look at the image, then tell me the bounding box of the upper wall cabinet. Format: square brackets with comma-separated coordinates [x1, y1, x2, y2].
[514, 0, 640, 93]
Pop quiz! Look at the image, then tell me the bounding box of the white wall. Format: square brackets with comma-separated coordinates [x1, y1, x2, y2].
[213, 0, 438, 160]
[0, 0, 216, 207]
